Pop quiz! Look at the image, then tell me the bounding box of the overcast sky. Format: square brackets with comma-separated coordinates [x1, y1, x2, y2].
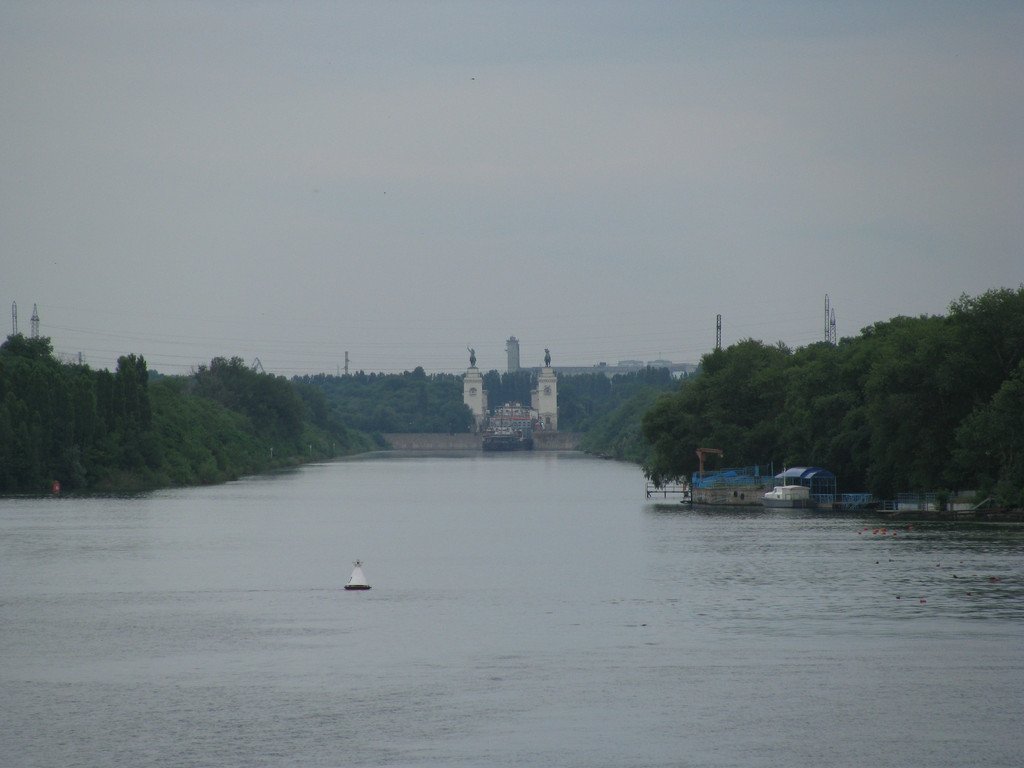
[3, 2, 1021, 375]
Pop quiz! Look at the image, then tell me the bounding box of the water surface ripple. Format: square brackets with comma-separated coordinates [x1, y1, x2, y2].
[2, 453, 1022, 767]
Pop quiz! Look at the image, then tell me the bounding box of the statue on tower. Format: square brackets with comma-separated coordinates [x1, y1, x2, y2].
[468, 347, 476, 368]
[544, 348, 551, 367]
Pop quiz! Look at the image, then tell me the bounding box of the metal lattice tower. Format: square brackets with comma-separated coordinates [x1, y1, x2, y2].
[30, 304, 40, 339]
[11, 301, 17, 335]
[715, 314, 722, 350]
[824, 295, 838, 345]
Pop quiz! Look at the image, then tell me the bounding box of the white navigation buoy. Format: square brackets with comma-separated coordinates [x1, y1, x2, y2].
[345, 560, 371, 590]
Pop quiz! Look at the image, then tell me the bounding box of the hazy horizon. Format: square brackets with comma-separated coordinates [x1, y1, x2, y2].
[4, 2, 1021, 375]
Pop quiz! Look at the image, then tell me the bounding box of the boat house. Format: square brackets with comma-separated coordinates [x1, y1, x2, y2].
[773, 467, 836, 506]
[688, 464, 775, 505]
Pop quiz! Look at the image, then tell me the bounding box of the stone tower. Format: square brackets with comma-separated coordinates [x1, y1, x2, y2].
[532, 348, 558, 430]
[462, 347, 487, 432]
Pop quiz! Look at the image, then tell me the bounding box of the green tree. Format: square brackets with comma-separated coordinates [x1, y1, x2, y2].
[0, 339, 375, 493]
[954, 360, 1024, 506]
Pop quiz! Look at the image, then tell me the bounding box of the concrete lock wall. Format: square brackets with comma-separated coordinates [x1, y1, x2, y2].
[382, 433, 583, 451]
[533, 432, 582, 450]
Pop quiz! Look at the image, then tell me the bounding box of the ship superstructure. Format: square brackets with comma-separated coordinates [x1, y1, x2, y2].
[482, 402, 537, 451]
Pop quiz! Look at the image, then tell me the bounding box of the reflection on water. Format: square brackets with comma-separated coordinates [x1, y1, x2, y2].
[2, 453, 1022, 768]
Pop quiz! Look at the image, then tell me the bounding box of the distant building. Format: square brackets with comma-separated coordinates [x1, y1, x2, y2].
[465, 340, 699, 433]
[506, 336, 520, 373]
[529, 361, 697, 378]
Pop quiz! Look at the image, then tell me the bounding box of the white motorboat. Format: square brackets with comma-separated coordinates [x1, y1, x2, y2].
[762, 485, 812, 508]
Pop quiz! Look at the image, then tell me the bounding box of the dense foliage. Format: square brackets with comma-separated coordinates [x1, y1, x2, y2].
[0, 346, 374, 493]
[295, 368, 475, 434]
[558, 367, 677, 433]
[577, 385, 673, 462]
[481, 370, 535, 416]
[641, 287, 1024, 506]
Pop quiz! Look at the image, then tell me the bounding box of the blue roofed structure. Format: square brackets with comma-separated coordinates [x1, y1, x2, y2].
[691, 465, 774, 489]
[774, 467, 836, 504]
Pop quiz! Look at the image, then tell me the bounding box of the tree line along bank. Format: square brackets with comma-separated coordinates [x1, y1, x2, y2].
[2, 286, 1021, 505]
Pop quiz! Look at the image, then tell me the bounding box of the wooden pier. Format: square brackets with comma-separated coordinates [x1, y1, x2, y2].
[645, 482, 692, 502]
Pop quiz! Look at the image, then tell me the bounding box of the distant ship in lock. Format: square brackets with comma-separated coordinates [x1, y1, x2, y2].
[482, 403, 536, 451]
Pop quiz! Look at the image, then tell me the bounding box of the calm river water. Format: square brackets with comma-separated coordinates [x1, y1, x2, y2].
[2, 452, 1022, 767]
